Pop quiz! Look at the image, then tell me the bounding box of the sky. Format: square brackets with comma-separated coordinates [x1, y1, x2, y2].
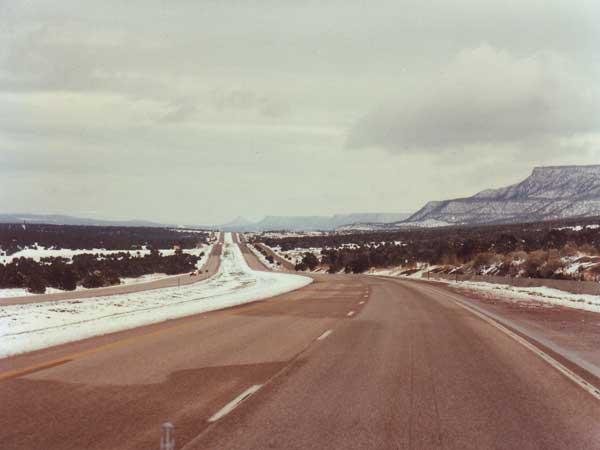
[1, 0, 599, 225]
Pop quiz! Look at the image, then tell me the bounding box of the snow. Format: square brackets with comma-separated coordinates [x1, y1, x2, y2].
[0, 246, 210, 265]
[0, 233, 312, 358]
[395, 219, 452, 228]
[370, 265, 600, 314]
[271, 246, 322, 265]
[248, 244, 283, 271]
[0, 244, 214, 299]
[171, 228, 208, 234]
[0, 287, 66, 299]
[448, 281, 600, 314]
[193, 244, 212, 270]
[555, 224, 600, 232]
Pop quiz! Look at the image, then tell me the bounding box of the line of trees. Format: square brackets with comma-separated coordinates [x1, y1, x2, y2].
[0, 250, 203, 294]
[255, 217, 600, 277]
[0, 224, 208, 256]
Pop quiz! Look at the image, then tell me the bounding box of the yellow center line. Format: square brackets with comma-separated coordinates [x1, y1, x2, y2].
[0, 318, 204, 382]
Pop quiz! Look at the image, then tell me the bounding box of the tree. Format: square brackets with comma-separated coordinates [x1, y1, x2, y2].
[27, 274, 46, 294]
[301, 252, 319, 271]
[523, 251, 547, 278]
[59, 268, 78, 291]
[82, 271, 105, 288]
[348, 254, 370, 273]
[295, 262, 308, 271]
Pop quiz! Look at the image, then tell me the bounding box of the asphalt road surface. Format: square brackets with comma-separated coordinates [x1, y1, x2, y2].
[1, 234, 599, 450]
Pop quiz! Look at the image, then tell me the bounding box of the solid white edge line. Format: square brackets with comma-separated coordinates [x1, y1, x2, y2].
[317, 329, 333, 341]
[418, 284, 600, 401]
[208, 384, 263, 423]
[347, 310, 355, 317]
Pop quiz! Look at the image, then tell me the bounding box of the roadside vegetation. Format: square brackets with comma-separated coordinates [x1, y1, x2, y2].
[254, 217, 600, 280]
[0, 223, 208, 255]
[0, 249, 204, 294]
[0, 224, 210, 294]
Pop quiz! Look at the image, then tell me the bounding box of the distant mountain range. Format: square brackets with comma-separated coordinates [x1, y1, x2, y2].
[7, 165, 599, 231]
[0, 212, 411, 232]
[217, 213, 411, 231]
[0, 213, 168, 228]
[403, 165, 600, 226]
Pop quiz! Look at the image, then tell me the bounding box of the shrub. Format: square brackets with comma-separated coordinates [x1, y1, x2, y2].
[523, 251, 547, 278]
[472, 252, 500, 273]
[539, 254, 565, 278]
[300, 253, 319, 271]
[82, 272, 106, 289]
[27, 275, 46, 294]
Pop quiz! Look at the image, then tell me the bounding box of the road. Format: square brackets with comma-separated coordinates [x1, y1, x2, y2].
[1, 233, 599, 450]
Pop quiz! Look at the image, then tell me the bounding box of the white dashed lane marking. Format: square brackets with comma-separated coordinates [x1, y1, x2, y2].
[208, 384, 263, 423]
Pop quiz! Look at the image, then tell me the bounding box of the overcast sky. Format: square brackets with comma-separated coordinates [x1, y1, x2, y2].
[1, 0, 599, 225]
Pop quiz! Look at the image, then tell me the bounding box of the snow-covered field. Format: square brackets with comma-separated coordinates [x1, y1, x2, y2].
[370, 266, 600, 314]
[269, 246, 322, 266]
[0, 246, 209, 265]
[0, 244, 214, 299]
[248, 244, 283, 271]
[0, 233, 311, 358]
[446, 280, 600, 314]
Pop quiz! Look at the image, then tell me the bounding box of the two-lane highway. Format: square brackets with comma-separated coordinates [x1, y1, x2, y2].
[187, 276, 600, 450]
[1, 234, 599, 450]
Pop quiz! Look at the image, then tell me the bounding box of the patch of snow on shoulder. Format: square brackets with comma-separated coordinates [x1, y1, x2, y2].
[0, 233, 311, 358]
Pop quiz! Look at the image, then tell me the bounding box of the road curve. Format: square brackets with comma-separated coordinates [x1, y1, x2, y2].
[1, 239, 599, 450]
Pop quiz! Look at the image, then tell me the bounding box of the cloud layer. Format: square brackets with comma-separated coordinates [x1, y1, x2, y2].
[349, 44, 600, 153]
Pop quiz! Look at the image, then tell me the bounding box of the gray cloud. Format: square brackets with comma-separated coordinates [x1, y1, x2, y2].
[212, 89, 290, 118]
[348, 44, 600, 153]
[160, 98, 197, 124]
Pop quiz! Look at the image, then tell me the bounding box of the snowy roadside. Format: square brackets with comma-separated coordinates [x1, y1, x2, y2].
[445, 280, 600, 314]
[0, 234, 311, 358]
[369, 267, 600, 314]
[0, 244, 213, 299]
[247, 244, 283, 271]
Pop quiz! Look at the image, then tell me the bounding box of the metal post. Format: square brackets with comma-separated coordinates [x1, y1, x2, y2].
[160, 422, 175, 450]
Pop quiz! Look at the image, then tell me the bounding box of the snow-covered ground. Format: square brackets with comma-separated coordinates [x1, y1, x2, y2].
[370, 266, 600, 314]
[269, 246, 322, 266]
[444, 280, 600, 314]
[0, 246, 210, 265]
[0, 287, 67, 299]
[555, 224, 600, 232]
[0, 244, 214, 299]
[0, 233, 311, 358]
[171, 228, 210, 234]
[395, 219, 451, 228]
[0, 270, 186, 300]
[248, 244, 283, 271]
